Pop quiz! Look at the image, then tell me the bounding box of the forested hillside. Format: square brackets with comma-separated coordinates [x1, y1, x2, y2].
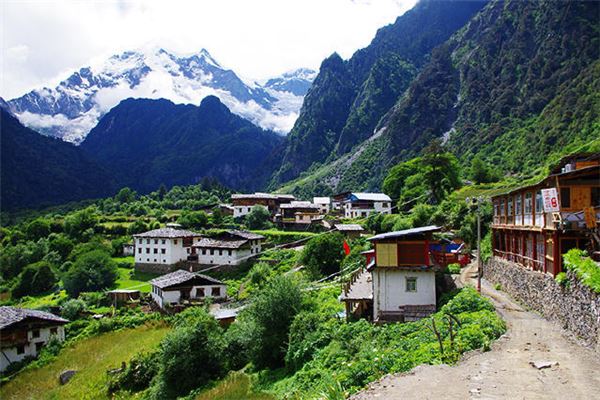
[81, 96, 284, 193]
[275, 0, 600, 196]
[269, 0, 487, 187]
[0, 109, 115, 210]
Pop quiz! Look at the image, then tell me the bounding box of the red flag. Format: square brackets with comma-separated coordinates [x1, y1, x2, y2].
[343, 240, 351, 256]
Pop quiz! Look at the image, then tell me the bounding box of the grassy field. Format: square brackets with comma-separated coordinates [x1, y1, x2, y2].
[196, 372, 275, 400]
[114, 267, 159, 293]
[10, 290, 68, 309]
[0, 323, 170, 400]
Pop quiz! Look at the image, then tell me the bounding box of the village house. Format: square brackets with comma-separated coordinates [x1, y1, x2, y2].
[122, 243, 134, 256]
[0, 307, 68, 372]
[190, 230, 265, 266]
[150, 270, 227, 309]
[335, 223, 366, 239]
[342, 192, 392, 218]
[279, 201, 321, 224]
[341, 226, 441, 323]
[491, 154, 600, 276]
[313, 197, 332, 214]
[231, 193, 295, 219]
[133, 225, 203, 273]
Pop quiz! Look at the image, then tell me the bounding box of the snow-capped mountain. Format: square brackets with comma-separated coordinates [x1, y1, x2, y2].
[7, 48, 316, 144]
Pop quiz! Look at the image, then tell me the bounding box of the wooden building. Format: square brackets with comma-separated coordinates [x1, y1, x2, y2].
[150, 270, 227, 309]
[491, 154, 600, 276]
[334, 224, 366, 239]
[0, 307, 68, 372]
[189, 230, 264, 266]
[231, 193, 295, 218]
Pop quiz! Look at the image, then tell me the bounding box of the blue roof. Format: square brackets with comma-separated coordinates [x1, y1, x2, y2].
[367, 225, 441, 241]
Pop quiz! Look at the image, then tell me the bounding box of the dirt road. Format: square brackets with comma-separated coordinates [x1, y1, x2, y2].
[350, 263, 600, 400]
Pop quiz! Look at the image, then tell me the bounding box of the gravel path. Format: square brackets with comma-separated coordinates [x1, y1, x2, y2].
[350, 263, 600, 400]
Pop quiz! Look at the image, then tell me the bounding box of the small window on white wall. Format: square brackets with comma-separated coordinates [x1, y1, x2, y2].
[406, 277, 417, 292]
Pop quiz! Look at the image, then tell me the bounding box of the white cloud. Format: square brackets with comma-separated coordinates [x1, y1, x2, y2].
[1, 0, 417, 99]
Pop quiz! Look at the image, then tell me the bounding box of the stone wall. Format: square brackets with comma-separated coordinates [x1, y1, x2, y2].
[484, 257, 600, 349]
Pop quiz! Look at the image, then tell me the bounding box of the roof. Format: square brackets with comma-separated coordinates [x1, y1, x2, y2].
[150, 270, 223, 289]
[108, 289, 140, 294]
[225, 230, 265, 240]
[231, 193, 295, 200]
[348, 193, 391, 202]
[313, 197, 331, 204]
[339, 270, 373, 301]
[280, 201, 320, 210]
[194, 238, 249, 249]
[549, 153, 600, 174]
[367, 225, 441, 241]
[0, 306, 68, 330]
[133, 227, 202, 238]
[335, 224, 365, 232]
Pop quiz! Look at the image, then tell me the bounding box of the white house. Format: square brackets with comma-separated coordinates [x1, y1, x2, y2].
[150, 270, 227, 309]
[133, 227, 203, 272]
[313, 197, 331, 214]
[343, 193, 392, 218]
[367, 226, 440, 322]
[231, 193, 295, 219]
[191, 230, 265, 266]
[0, 307, 68, 372]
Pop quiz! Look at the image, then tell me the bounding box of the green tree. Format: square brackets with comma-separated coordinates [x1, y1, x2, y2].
[152, 309, 225, 398]
[25, 218, 51, 241]
[246, 275, 304, 369]
[157, 184, 167, 200]
[245, 206, 272, 230]
[60, 298, 86, 320]
[421, 140, 461, 204]
[63, 250, 118, 297]
[64, 207, 99, 240]
[301, 232, 346, 278]
[115, 187, 137, 203]
[177, 211, 209, 230]
[48, 234, 74, 261]
[382, 157, 422, 202]
[127, 219, 149, 235]
[11, 261, 57, 298]
[469, 156, 499, 184]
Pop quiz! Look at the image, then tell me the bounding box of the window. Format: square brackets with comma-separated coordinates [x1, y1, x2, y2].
[211, 287, 220, 297]
[197, 288, 205, 297]
[210, 249, 214, 255]
[153, 259, 157, 262]
[147, 239, 150, 244]
[535, 191, 543, 214]
[153, 248, 158, 254]
[561, 187, 571, 208]
[202, 249, 206, 255]
[50, 327, 58, 335]
[16, 345, 25, 355]
[592, 187, 600, 207]
[138, 248, 142, 254]
[138, 239, 142, 244]
[406, 277, 417, 292]
[524, 192, 533, 214]
[32, 329, 40, 338]
[507, 197, 513, 216]
[174, 240, 178, 245]
[161, 249, 166, 254]
[162, 239, 166, 244]
[147, 258, 150, 262]
[35, 342, 44, 353]
[228, 250, 232, 256]
[146, 248, 150, 254]
[515, 194, 522, 216]
[500, 198, 505, 216]
[154, 239, 158, 244]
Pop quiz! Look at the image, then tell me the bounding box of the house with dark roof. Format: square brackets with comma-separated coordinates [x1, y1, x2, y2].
[190, 230, 265, 266]
[150, 270, 227, 309]
[334, 224, 366, 239]
[0, 306, 68, 372]
[231, 193, 295, 218]
[133, 227, 203, 273]
[341, 193, 392, 218]
[341, 226, 441, 323]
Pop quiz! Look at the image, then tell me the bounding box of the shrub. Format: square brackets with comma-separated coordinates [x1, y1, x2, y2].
[25, 219, 51, 241]
[441, 287, 494, 315]
[247, 262, 271, 287]
[63, 250, 118, 297]
[246, 275, 304, 369]
[107, 351, 160, 394]
[555, 272, 569, 287]
[245, 206, 273, 230]
[61, 298, 86, 320]
[301, 232, 346, 279]
[446, 263, 461, 274]
[563, 249, 600, 293]
[11, 261, 57, 298]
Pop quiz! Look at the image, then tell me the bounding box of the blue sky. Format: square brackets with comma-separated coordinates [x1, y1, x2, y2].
[1, 0, 417, 98]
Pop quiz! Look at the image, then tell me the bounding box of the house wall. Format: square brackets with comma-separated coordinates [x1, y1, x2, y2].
[343, 201, 391, 218]
[233, 204, 269, 218]
[0, 325, 65, 372]
[372, 269, 436, 317]
[135, 237, 201, 265]
[196, 248, 252, 265]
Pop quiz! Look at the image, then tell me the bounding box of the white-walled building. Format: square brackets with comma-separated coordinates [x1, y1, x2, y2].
[150, 270, 227, 309]
[313, 197, 331, 214]
[343, 193, 392, 218]
[231, 193, 295, 219]
[341, 226, 440, 322]
[0, 307, 68, 372]
[191, 230, 265, 266]
[133, 227, 203, 271]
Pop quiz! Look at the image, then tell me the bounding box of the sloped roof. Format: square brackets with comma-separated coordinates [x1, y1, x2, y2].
[0, 306, 68, 330]
[335, 224, 365, 232]
[367, 225, 441, 241]
[225, 230, 265, 240]
[231, 193, 295, 201]
[133, 227, 202, 238]
[348, 193, 391, 202]
[280, 201, 320, 209]
[313, 197, 331, 204]
[150, 270, 223, 289]
[194, 238, 249, 249]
